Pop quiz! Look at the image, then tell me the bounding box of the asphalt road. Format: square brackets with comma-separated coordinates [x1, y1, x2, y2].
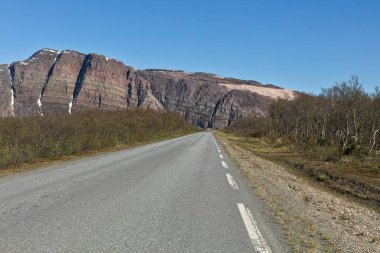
[0, 132, 286, 252]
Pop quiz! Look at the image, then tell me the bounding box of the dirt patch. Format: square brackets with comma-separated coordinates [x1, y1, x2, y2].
[217, 133, 380, 253]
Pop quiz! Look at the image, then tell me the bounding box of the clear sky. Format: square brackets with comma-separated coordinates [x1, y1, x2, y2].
[0, 0, 379, 94]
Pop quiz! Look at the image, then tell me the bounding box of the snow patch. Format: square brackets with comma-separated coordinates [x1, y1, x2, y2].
[10, 89, 14, 114]
[42, 49, 59, 53]
[52, 51, 61, 64]
[37, 95, 42, 108]
[54, 51, 61, 60]
[145, 69, 194, 75]
[68, 95, 73, 114]
[37, 94, 44, 116]
[37, 94, 43, 116]
[61, 50, 80, 55]
[93, 53, 110, 60]
[19, 61, 28, 65]
[7, 65, 15, 117]
[28, 57, 38, 62]
[35, 50, 61, 117]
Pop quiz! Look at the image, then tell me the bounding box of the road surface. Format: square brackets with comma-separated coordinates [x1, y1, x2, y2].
[0, 132, 286, 252]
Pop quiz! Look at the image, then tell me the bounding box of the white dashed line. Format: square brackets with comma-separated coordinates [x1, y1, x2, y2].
[219, 154, 224, 159]
[226, 174, 238, 189]
[237, 203, 272, 253]
[218, 150, 221, 153]
[221, 161, 228, 169]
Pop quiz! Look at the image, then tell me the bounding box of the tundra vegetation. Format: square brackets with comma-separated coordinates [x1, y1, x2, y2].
[0, 109, 197, 170]
[224, 76, 380, 206]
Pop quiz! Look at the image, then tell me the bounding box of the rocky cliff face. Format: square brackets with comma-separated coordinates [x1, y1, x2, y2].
[0, 49, 295, 128]
[40, 50, 86, 114]
[0, 64, 12, 117]
[138, 70, 273, 128]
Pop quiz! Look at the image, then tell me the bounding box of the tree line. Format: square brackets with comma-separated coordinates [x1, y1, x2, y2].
[227, 76, 380, 157]
[0, 109, 197, 169]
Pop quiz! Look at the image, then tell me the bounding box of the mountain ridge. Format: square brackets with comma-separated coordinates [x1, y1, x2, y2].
[0, 48, 296, 128]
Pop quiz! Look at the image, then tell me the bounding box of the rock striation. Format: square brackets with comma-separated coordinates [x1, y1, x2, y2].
[138, 70, 274, 128]
[0, 49, 296, 128]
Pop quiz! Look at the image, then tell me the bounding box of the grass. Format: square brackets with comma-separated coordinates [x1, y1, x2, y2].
[218, 132, 380, 210]
[217, 132, 339, 252]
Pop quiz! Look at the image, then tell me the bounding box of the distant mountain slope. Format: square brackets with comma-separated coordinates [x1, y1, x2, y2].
[0, 49, 296, 128]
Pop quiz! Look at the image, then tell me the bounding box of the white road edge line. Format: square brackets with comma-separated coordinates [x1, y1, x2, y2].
[237, 203, 272, 253]
[221, 161, 228, 169]
[226, 173, 238, 189]
[219, 154, 224, 159]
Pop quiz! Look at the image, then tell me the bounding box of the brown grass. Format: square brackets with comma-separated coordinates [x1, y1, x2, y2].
[216, 132, 336, 252]
[217, 132, 380, 252]
[0, 109, 199, 175]
[218, 132, 380, 210]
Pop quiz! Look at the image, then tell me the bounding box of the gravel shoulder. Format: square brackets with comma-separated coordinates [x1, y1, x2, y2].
[217, 132, 380, 253]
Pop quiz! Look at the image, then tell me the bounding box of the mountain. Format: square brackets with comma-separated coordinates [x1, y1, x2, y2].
[0, 49, 296, 128]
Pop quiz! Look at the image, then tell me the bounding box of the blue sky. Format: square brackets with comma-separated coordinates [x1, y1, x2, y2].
[0, 0, 379, 94]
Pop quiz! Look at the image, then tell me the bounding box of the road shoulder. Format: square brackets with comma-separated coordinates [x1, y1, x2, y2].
[216, 132, 380, 253]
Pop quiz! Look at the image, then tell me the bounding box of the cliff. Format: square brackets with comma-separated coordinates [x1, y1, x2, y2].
[0, 49, 296, 128]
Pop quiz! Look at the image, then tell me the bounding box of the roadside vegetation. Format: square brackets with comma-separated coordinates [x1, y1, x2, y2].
[217, 132, 380, 252]
[224, 76, 380, 207]
[0, 109, 198, 172]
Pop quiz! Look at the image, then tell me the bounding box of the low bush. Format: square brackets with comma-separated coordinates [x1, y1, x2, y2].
[0, 109, 197, 169]
[310, 145, 341, 162]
